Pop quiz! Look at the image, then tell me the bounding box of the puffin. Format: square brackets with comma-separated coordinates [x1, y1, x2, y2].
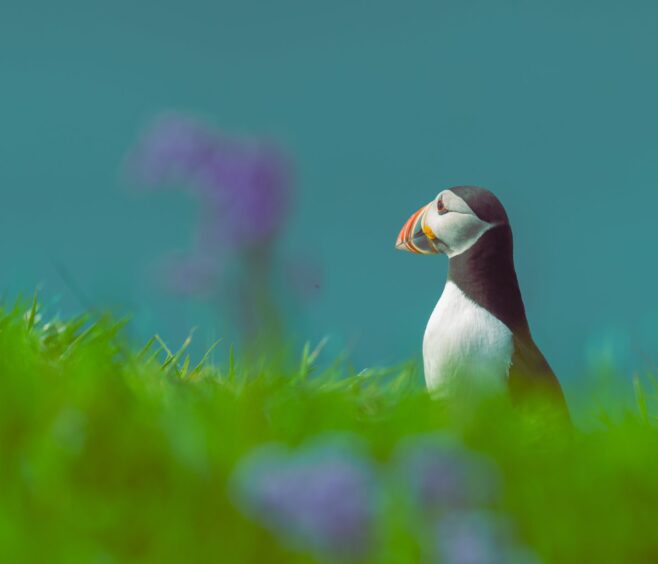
[395, 186, 568, 413]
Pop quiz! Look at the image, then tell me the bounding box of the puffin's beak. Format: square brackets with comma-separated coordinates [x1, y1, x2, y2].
[395, 203, 439, 254]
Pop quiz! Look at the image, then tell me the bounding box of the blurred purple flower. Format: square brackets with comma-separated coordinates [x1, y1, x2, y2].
[230, 437, 378, 558]
[434, 511, 538, 564]
[156, 253, 221, 297]
[394, 434, 500, 512]
[129, 115, 217, 186]
[129, 113, 293, 250]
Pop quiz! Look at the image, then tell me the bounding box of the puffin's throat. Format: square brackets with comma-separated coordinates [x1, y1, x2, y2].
[447, 225, 530, 337]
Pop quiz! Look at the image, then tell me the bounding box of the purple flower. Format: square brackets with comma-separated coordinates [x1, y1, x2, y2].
[230, 437, 378, 558]
[128, 114, 218, 186]
[129, 113, 292, 250]
[155, 253, 221, 297]
[434, 511, 538, 564]
[394, 435, 500, 512]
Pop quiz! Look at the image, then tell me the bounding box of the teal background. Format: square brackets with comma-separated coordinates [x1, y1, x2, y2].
[1, 1, 657, 390]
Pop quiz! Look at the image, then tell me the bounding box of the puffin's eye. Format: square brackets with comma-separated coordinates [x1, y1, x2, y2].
[437, 198, 447, 213]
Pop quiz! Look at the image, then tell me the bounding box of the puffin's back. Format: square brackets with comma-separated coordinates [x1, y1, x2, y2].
[509, 333, 570, 421]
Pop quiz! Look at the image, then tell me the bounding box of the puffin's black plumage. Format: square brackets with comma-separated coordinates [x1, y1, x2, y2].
[448, 187, 569, 413]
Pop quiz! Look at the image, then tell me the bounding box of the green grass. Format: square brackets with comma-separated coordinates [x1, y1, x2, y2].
[0, 298, 657, 563]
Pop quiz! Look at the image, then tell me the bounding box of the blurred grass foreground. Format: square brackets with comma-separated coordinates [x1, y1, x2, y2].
[1, 300, 657, 564]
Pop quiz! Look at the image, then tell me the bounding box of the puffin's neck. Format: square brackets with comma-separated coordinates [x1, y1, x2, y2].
[447, 224, 530, 337]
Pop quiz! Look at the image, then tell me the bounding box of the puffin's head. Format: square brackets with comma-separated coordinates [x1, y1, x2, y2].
[395, 186, 509, 258]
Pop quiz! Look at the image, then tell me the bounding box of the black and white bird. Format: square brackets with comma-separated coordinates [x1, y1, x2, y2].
[396, 186, 568, 412]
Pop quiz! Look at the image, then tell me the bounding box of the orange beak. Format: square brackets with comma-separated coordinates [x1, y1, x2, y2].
[395, 203, 439, 254]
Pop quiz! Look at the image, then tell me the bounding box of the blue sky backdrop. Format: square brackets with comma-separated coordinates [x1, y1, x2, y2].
[1, 1, 657, 391]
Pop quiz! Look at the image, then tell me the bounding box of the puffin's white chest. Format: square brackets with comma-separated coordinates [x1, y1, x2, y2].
[423, 281, 513, 396]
